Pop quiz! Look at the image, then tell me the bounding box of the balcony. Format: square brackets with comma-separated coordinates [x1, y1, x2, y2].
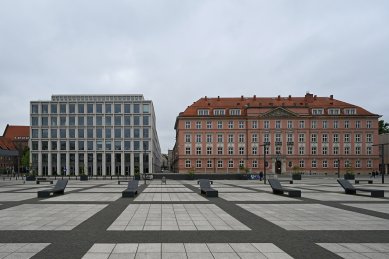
[275, 142, 282, 146]
[287, 142, 294, 145]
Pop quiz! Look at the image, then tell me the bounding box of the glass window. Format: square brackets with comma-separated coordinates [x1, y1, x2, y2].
[124, 104, 131, 113]
[32, 104, 39, 114]
[51, 141, 57, 150]
[114, 104, 121, 113]
[105, 128, 111, 138]
[41, 129, 48, 138]
[69, 104, 75, 114]
[114, 116, 122, 126]
[60, 141, 66, 150]
[134, 141, 140, 150]
[96, 128, 103, 138]
[60, 117, 66, 126]
[143, 116, 149, 126]
[124, 116, 131, 126]
[124, 141, 131, 150]
[87, 116, 93, 126]
[105, 116, 111, 126]
[69, 141, 75, 150]
[78, 141, 84, 150]
[143, 104, 150, 113]
[96, 116, 102, 126]
[105, 103, 112, 113]
[32, 117, 38, 126]
[78, 103, 84, 113]
[115, 141, 121, 150]
[51, 129, 57, 138]
[32, 141, 39, 150]
[124, 128, 131, 138]
[69, 116, 75, 126]
[143, 141, 149, 151]
[96, 104, 102, 113]
[60, 104, 66, 114]
[105, 140, 111, 150]
[41, 104, 48, 114]
[134, 128, 140, 138]
[96, 140, 103, 150]
[60, 129, 66, 138]
[69, 129, 75, 138]
[115, 128, 122, 138]
[78, 116, 84, 126]
[87, 128, 93, 138]
[49, 116, 56, 126]
[31, 129, 38, 138]
[41, 117, 48, 126]
[87, 103, 93, 114]
[134, 104, 140, 113]
[134, 116, 140, 126]
[87, 141, 93, 150]
[78, 128, 84, 138]
[51, 104, 57, 114]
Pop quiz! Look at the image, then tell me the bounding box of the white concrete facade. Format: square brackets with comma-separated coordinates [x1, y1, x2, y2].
[30, 94, 161, 176]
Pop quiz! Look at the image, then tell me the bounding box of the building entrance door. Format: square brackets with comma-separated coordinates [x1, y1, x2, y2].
[275, 160, 282, 174]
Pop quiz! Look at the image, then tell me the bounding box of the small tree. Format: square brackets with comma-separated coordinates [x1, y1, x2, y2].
[292, 165, 300, 175]
[21, 147, 30, 173]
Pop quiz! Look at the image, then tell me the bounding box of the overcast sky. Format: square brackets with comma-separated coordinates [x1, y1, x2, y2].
[0, 0, 388, 153]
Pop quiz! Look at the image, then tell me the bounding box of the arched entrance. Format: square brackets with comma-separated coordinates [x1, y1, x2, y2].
[275, 160, 282, 174]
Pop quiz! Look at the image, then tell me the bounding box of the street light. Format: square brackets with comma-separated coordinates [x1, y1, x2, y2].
[260, 142, 270, 184]
[372, 143, 389, 184]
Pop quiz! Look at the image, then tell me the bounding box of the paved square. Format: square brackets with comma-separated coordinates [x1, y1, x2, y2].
[40, 193, 121, 202]
[303, 192, 386, 201]
[134, 193, 208, 202]
[81, 188, 124, 193]
[0, 204, 107, 230]
[342, 203, 389, 214]
[214, 187, 256, 193]
[0, 193, 36, 201]
[317, 243, 389, 258]
[238, 204, 389, 230]
[108, 204, 250, 231]
[82, 243, 293, 259]
[0, 243, 50, 258]
[220, 193, 300, 201]
[143, 187, 193, 193]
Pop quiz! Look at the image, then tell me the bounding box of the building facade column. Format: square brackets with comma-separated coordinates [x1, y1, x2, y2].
[111, 152, 115, 175]
[130, 153, 134, 176]
[121, 153, 125, 176]
[102, 153, 106, 176]
[93, 152, 97, 176]
[48, 153, 52, 176]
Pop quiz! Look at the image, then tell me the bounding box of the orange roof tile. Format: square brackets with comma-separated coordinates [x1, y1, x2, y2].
[179, 94, 378, 117]
[2, 125, 30, 140]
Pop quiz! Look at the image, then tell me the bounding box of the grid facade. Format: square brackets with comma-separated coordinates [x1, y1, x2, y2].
[174, 94, 380, 174]
[30, 95, 161, 176]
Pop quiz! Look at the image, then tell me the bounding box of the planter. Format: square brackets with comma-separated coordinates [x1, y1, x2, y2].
[292, 174, 302, 180]
[344, 174, 355, 180]
[26, 176, 36, 181]
[80, 175, 89, 181]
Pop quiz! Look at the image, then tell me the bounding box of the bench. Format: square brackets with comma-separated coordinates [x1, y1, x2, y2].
[268, 179, 301, 197]
[37, 179, 68, 198]
[197, 180, 213, 184]
[337, 179, 384, 197]
[355, 179, 373, 184]
[161, 176, 166, 184]
[36, 177, 53, 184]
[122, 180, 139, 197]
[199, 179, 218, 197]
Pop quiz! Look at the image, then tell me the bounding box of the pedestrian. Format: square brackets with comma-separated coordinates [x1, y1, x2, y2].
[372, 171, 376, 178]
[259, 171, 263, 181]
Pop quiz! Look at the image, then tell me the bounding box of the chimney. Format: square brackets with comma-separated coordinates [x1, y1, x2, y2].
[253, 95, 256, 100]
[241, 95, 244, 100]
[288, 95, 291, 100]
[314, 95, 317, 100]
[330, 95, 333, 100]
[277, 95, 281, 101]
[305, 92, 314, 103]
[205, 96, 207, 101]
[217, 96, 220, 101]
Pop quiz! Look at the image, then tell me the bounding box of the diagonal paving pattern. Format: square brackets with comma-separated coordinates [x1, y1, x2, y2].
[0, 243, 50, 258]
[317, 243, 389, 258]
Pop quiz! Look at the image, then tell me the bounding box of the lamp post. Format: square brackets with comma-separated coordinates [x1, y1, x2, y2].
[337, 158, 340, 178]
[372, 143, 389, 184]
[260, 142, 270, 184]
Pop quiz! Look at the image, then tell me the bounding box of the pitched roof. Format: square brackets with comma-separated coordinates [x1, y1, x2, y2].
[0, 137, 16, 150]
[2, 125, 30, 140]
[179, 94, 378, 117]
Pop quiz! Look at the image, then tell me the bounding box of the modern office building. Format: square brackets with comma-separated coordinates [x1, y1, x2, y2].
[173, 93, 380, 174]
[378, 133, 389, 174]
[30, 95, 161, 176]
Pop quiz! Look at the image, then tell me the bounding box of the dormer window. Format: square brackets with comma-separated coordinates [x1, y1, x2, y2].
[229, 109, 241, 116]
[312, 109, 324, 115]
[213, 109, 225, 116]
[344, 108, 356, 115]
[328, 108, 340, 115]
[197, 109, 209, 116]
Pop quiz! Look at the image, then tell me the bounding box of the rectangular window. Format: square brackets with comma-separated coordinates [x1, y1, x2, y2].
[41, 117, 48, 126]
[311, 134, 317, 143]
[311, 160, 317, 168]
[322, 133, 328, 143]
[311, 146, 317, 155]
[344, 121, 349, 128]
[133, 128, 140, 138]
[367, 121, 372, 128]
[252, 121, 258, 129]
[217, 134, 223, 143]
[185, 147, 191, 155]
[287, 120, 293, 129]
[217, 160, 223, 168]
[287, 146, 293, 155]
[69, 116, 75, 126]
[114, 104, 121, 113]
[275, 120, 281, 129]
[60, 104, 66, 114]
[264, 133, 269, 143]
[87, 128, 93, 138]
[299, 120, 305, 128]
[78, 103, 84, 113]
[228, 160, 234, 168]
[328, 108, 340, 115]
[185, 121, 191, 129]
[196, 160, 201, 168]
[228, 121, 234, 129]
[78, 129, 84, 138]
[125, 128, 131, 138]
[252, 134, 258, 143]
[105, 128, 111, 138]
[252, 160, 258, 168]
[185, 134, 191, 143]
[197, 109, 209, 116]
[344, 133, 350, 143]
[275, 133, 281, 142]
[124, 141, 131, 150]
[366, 133, 372, 143]
[60, 117, 66, 126]
[239, 147, 244, 155]
[143, 104, 150, 113]
[228, 146, 234, 155]
[344, 108, 356, 115]
[355, 146, 361, 155]
[143, 141, 149, 151]
[333, 146, 339, 155]
[239, 121, 244, 129]
[105, 103, 112, 113]
[87, 116, 93, 126]
[206, 134, 212, 143]
[312, 109, 323, 115]
[51, 129, 57, 138]
[322, 160, 328, 168]
[78, 116, 84, 126]
[287, 133, 293, 143]
[31, 117, 38, 126]
[322, 120, 328, 129]
[133, 141, 140, 150]
[196, 134, 201, 143]
[115, 141, 121, 150]
[51, 104, 57, 114]
[322, 146, 328, 155]
[311, 121, 317, 129]
[299, 160, 305, 168]
[133, 104, 140, 113]
[217, 147, 223, 155]
[333, 133, 339, 143]
[229, 109, 241, 115]
[228, 134, 234, 143]
[196, 121, 201, 129]
[115, 116, 122, 126]
[51, 141, 57, 150]
[87, 103, 93, 114]
[68, 129, 75, 138]
[206, 146, 212, 155]
[367, 146, 372, 155]
[213, 109, 225, 116]
[115, 128, 122, 138]
[185, 160, 191, 168]
[355, 134, 361, 143]
[238, 134, 244, 142]
[355, 121, 360, 128]
[105, 140, 111, 150]
[299, 146, 304, 155]
[124, 104, 131, 113]
[252, 146, 257, 155]
[133, 116, 140, 126]
[206, 121, 212, 129]
[217, 121, 223, 129]
[333, 121, 338, 129]
[299, 133, 305, 143]
[264, 121, 269, 129]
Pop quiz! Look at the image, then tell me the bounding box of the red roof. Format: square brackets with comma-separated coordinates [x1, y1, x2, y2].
[0, 137, 16, 150]
[179, 94, 378, 117]
[2, 125, 30, 140]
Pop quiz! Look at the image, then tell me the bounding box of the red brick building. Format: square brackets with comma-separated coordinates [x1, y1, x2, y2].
[0, 125, 30, 173]
[173, 93, 380, 175]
